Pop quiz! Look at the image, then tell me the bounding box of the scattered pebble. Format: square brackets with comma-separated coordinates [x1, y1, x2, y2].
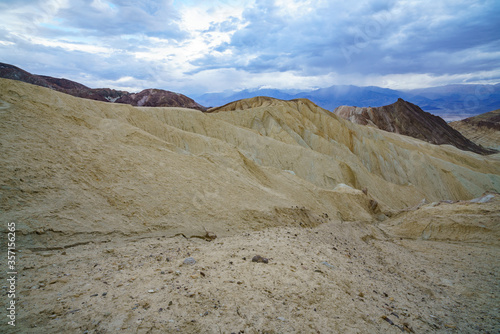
[183, 257, 196, 265]
[252, 255, 269, 263]
[148, 289, 155, 293]
[381, 315, 394, 325]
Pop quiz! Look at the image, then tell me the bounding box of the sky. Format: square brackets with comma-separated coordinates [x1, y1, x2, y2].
[0, 0, 499, 95]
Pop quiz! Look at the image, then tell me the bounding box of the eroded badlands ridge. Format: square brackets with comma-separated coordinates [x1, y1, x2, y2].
[1, 81, 499, 248]
[450, 108, 500, 151]
[0, 62, 206, 111]
[1, 79, 499, 333]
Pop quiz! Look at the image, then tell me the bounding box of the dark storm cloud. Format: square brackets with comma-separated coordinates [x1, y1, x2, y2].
[192, 0, 500, 79]
[0, 0, 189, 88]
[0, 0, 499, 93]
[0, 28, 165, 89]
[0, 0, 187, 41]
[53, 0, 187, 39]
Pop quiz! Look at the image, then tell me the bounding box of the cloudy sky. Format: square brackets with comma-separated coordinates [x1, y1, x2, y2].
[0, 0, 499, 94]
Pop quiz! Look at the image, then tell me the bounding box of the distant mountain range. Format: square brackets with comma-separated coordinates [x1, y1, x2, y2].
[1, 61, 499, 121]
[193, 84, 500, 121]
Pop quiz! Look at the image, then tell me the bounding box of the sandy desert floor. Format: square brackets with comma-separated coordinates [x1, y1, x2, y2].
[2, 214, 498, 334]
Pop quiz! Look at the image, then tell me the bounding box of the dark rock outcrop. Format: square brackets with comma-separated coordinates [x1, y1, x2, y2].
[0, 62, 206, 110]
[0, 62, 57, 89]
[451, 109, 500, 131]
[116, 88, 206, 111]
[334, 98, 495, 155]
[66, 87, 129, 103]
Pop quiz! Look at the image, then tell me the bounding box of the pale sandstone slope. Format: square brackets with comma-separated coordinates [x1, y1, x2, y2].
[209, 97, 499, 201]
[381, 193, 500, 245]
[0, 80, 499, 250]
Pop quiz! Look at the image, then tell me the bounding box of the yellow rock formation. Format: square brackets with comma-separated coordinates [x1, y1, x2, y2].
[1, 79, 499, 334]
[1, 79, 499, 249]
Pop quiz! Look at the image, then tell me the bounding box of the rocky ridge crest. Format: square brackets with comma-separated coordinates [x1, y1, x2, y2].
[0, 62, 206, 111]
[334, 98, 495, 155]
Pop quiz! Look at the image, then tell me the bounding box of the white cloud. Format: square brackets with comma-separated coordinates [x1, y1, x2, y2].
[90, 0, 117, 12]
[0, 0, 498, 95]
[26, 35, 115, 55]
